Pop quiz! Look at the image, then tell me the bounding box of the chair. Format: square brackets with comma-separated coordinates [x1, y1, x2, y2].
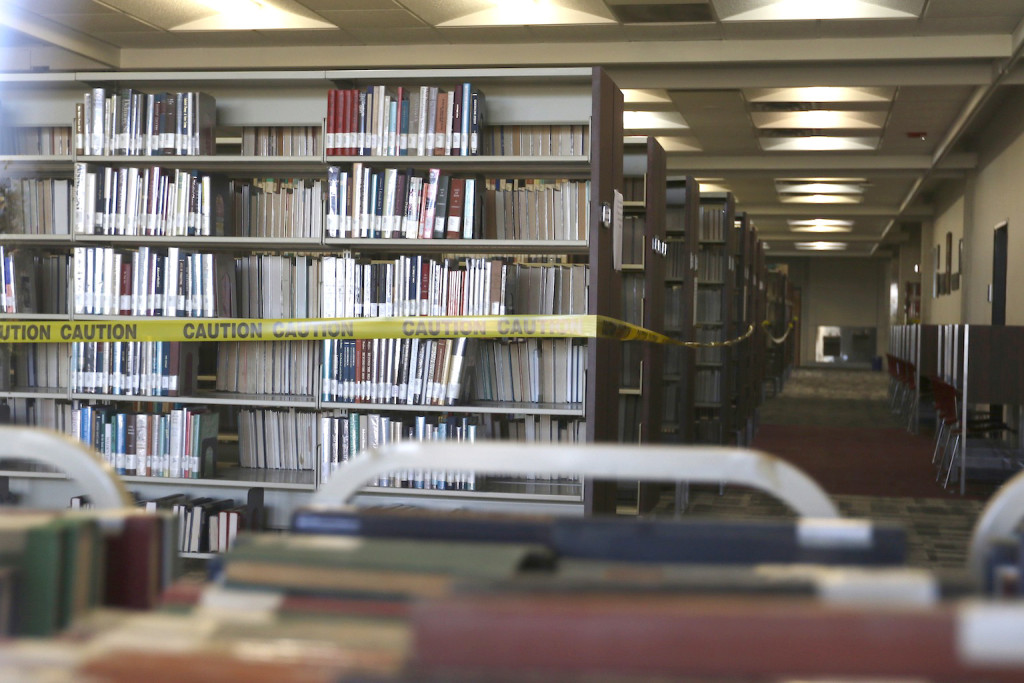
[930, 377, 1014, 489]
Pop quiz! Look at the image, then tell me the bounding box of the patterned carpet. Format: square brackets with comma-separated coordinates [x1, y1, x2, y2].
[659, 367, 991, 570]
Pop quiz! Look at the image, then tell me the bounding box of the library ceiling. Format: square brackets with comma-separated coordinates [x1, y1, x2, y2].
[5, 0, 1024, 256]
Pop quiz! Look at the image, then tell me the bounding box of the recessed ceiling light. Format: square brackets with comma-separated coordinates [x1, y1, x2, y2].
[745, 87, 894, 103]
[656, 136, 703, 152]
[170, 0, 335, 30]
[751, 110, 886, 129]
[796, 241, 848, 251]
[623, 89, 672, 105]
[439, 0, 616, 27]
[699, 182, 731, 193]
[782, 194, 862, 204]
[788, 219, 854, 233]
[623, 111, 688, 131]
[777, 182, 864, 194]
[714, 0, 925, 22]
[760, 136, 879, 151]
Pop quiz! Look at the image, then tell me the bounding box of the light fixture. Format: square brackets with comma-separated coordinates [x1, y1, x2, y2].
[788, 219, 854, 233]
[751, 110, 886, 130]
[760, 136, 879, 152]
[439, 0, 616, 27]
[623, 111, 688, 132]
[914, 264, 919, 273]
[782, 194, 862, 204]
[745, 87, 894, 103]
[714, 0, 925, 22]
[796, 241, 848, 251]
[171, 0, 335, 30]
[623, 90, 672, 105]
[776, 182, 864, 195]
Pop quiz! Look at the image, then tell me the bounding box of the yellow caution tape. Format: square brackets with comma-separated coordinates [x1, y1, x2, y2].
[0, 315, 756, 348]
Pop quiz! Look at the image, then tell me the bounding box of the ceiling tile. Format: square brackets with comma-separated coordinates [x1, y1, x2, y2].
[7, 0, 115, 12]
[102, 30, 268, 49]
[296, 0, 401, 9]
[47, 12, 160, 32]
[313, 9, 429, 28]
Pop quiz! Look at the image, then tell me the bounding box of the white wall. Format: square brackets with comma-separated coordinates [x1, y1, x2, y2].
[769, 256, 889, 365]
[922, 191, 965, 324]
[959, 91, 1024, 325]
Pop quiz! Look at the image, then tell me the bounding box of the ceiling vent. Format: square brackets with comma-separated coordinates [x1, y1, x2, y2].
[609, 2, 714, 23]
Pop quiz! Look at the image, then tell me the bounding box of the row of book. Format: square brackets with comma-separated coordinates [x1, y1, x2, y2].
[235, 253, 317, 319]
[698, 204, 729, 242]
[70, 403, 218, 478]
[697, 247, 728, 282]
[325, 83, 485, 157]
[320, 255, 586, 319]
[666, 239, 690, 280]
[69, 341, 199, 397]
[0, 248, 69, 314]
[73, 246, 234, 318]
[473, 338, 587, 404]
[325, 165, 477, 240]
[0, 125, 73, 156]
[321, 337, 471, 406]
[694, 368, 723, 403]
[0, 177, 71, 235]
[696, 288, 724, 323]
[619, 393, 641, 442]
[482, 124, 590, 158]
[73, 164, 229, 236]
[232, 177, 324, 239]
[76, 87, 216, 157]
[319, 411, 478, 490]
[621, 215, 646, 267]
[486, 177, 590, 241]
[664, 284, 687, 330]
[480, 413, 586, 447]
[695, 328, 724, 365]
[240, 126, 322, 157]
[215, 341, 318, 397]
[0, 509, 177, 637]
[237, 407, 317, 471]
[0, 343, 69, 391]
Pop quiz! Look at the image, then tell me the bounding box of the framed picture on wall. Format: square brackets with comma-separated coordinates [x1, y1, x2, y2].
[952, 237, 963, 291]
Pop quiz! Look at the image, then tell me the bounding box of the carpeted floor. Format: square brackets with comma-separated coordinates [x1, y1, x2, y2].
[661, 367, 996, 569]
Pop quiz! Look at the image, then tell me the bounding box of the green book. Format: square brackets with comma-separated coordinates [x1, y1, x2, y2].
[223, 533, 552, 599]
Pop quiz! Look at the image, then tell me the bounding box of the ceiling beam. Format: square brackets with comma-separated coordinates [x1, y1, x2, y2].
[666, 153, 976, 173]
[118, 34, 1011, 71]
[1, 8, 119, 68]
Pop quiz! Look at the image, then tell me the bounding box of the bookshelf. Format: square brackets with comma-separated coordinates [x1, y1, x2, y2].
[693, 192, 736, 444]
[0, 66, 626, 522]
[661, 176, 700, 444]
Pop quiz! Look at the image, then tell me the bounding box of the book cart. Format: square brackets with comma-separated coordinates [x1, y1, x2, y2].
[0, 64, 647, 529]
[5, 428, 1024, 679]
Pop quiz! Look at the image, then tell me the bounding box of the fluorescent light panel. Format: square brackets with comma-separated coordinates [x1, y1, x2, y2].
[714, 0, 925, 21]
[776, 182, 864, 194]
[782, 194, 862, 204]
[751, 110, 886, 129]
[760, 136, 879, 151]
[170, 0, 335, 31]
[745, 87, 894, 103]
[439, 0, 616, 27]
[623, 110, 688, 131]
[788, 218, 854, 233]
[795, 241, 848, 251]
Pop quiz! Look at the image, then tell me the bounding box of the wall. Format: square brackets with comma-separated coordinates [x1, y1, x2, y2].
[960, 90, 1024, 325]
[922, 189, 965, 324]
[768, 256, 890, 366]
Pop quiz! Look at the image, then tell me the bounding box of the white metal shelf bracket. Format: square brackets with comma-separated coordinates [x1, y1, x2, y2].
[311, 440, 839, 518]
[0, 426, 134, 509]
